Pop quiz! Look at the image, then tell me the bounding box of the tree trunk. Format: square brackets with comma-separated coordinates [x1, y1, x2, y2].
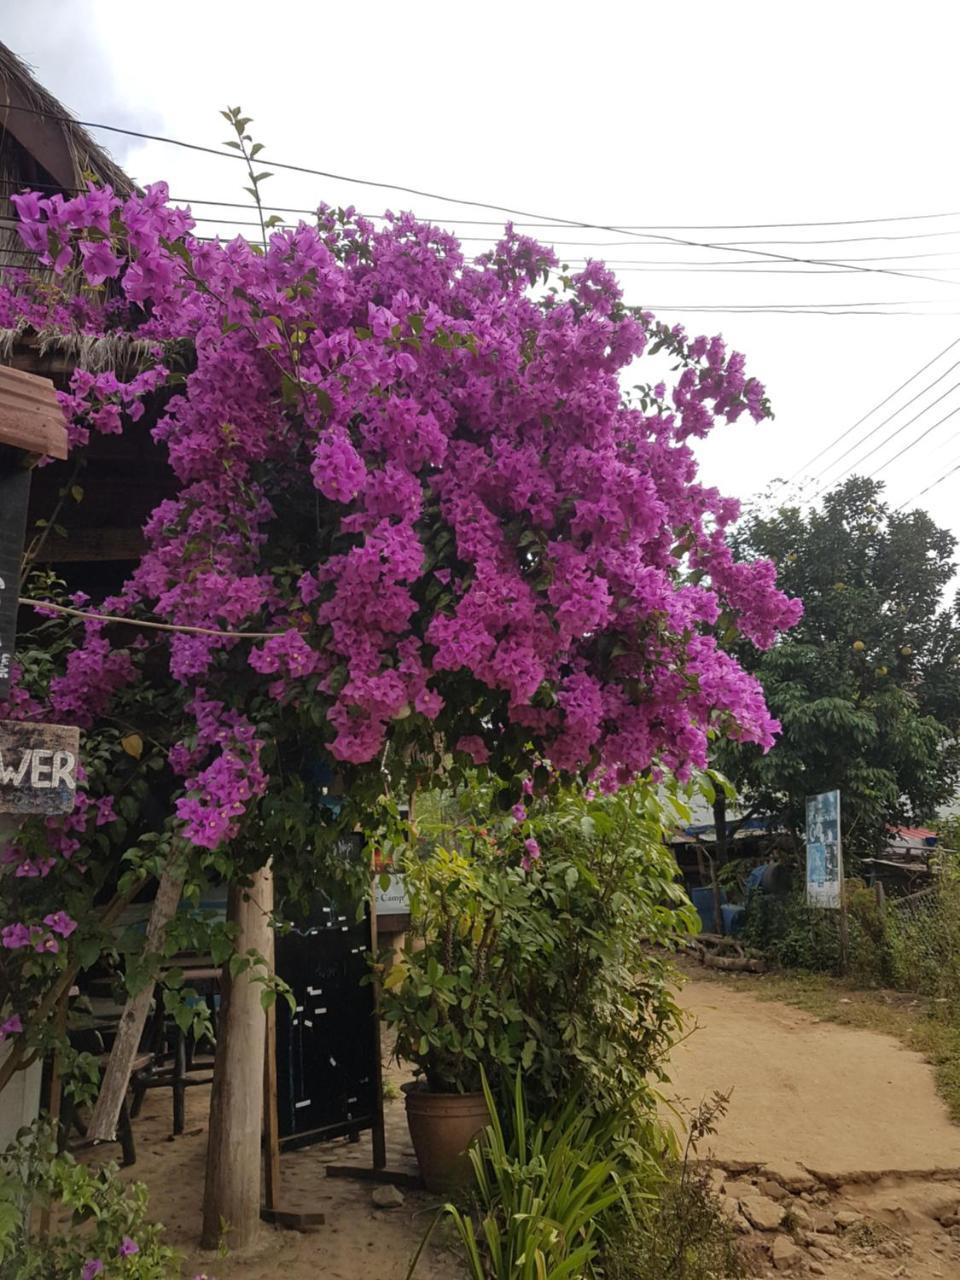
[87, 860, 185, 1142]
[201, 866, 273, 1252]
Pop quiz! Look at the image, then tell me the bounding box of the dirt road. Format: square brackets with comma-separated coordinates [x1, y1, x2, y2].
[666, 975, 960, 1177]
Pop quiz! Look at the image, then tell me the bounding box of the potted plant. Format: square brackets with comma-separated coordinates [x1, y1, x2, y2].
[379, 826, 529, 1191]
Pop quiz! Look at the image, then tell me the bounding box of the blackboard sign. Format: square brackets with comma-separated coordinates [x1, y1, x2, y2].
[0, 720, 80, 815]
[0, 466, 30, 698]
[275, 902, 380, 1150]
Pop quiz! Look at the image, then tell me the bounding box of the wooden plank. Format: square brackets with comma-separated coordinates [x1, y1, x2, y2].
[30, 526, 147, 564]
[0, 465, 30, 695]
[0, 366, 68, 460]
[0, 720, 79, 815]
[0, 81, 76, 191]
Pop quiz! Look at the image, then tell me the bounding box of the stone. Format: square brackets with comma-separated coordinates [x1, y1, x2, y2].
[788, 1203, 813, 1231]
[760, 1179, 789, 1201]
[835, 1208, 863, 1230]
[809, 1265, 826, 1277]
[740, 1195, 786, 1232]
[371, 1184, 405, 1209]
[878, 1241, 899, 1257]
[770, 1234, 803, 1271]
[810, 1208, 837, 1234]
[808, 1246, 830, 1261]
[761, 1161, 817, 1193]
[733, 1213, 752, 1235]
[724, 1178, 759, 1200]
[821, 1241, 844, 1259]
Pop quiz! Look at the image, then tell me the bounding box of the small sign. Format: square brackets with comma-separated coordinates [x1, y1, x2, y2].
[374, 874, 409, 916]
[0, 467, 31, 698]
[806, 789, 842, 909]
[0, 721, 80, 815]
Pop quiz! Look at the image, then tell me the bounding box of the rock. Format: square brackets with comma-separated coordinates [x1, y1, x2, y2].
[733, 1213, 752, 1235]
[761, 1161, 816, 1194]
[939, 1212, 960, 1228]
[770, 1234, 803, 1271]
[760, 1179, 789, 1201]
[809, 1265, 826, 1277]
[835, 1208, 863, 1230]
[371, 1184, 405, 1209]
[788, 1203, 813, 1231]
[821, 1241, 844, 1259]
[724, 1178, 759, 1200]
[810, 1208, 837, 1234]
[878, 1241, 899, 1257]
[741, 1194, 786, 1232]
[808, 1245, 830, 1261]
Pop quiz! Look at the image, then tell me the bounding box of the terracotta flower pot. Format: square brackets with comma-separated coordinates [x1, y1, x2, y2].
[404, 1087, 490, 1192]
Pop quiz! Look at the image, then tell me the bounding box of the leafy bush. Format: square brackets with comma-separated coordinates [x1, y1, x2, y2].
[0, 1124, 177, 1280]
[381, 778, 698, 1107]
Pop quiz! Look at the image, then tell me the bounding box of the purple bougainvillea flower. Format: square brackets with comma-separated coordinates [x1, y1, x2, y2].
[0, 1014, 23, 1041]
[118, 1235, 139, 1257]
[81, 1260, 104, 1280]
[43, 911, 78, 938]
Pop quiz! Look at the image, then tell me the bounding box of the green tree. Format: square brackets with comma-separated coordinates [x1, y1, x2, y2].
[717, 476, 960, 860]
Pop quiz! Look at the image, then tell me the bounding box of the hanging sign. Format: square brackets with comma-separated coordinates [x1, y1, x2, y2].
[0, 721, 80, 815]
[374, 874, 409, 916]
[805, 789, 843, 909]
[0, 467, 30, 698]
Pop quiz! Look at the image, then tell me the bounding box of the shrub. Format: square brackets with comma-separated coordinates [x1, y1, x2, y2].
[0, 1124, 177, 1280]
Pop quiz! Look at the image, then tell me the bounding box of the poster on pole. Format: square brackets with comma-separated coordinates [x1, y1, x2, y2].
[805, 789, 842, 909]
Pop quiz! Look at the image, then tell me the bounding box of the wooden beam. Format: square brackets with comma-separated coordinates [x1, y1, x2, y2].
[86, 859, 185, 1143]
[0, 366, 68, 460]
[30, 527, 146, 563]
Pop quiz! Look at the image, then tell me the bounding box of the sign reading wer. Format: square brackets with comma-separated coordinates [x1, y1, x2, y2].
[805, 789, 843, 909]
[0, 468, 31, 698]
[0, 721, 80, 815]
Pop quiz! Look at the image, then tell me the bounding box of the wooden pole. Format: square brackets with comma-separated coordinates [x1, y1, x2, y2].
[368, 881, 387, 1171]
[838, 875, 850, 976]
[201, 865, 272, 1252]
[87, 859, 185, 1142]
[262, 875, 280, 1216]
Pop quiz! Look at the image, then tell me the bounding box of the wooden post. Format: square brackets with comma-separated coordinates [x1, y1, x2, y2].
[838, 875, 850, 976]
[368, 881, 387, 1171]
[87, 859, 185, 1142]
[262, 871, 280, 1216]
[201, 865, 272, 1252]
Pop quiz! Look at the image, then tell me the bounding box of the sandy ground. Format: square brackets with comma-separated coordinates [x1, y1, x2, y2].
[108, 1066, 458, 1280]
[665, 975, 960, 1176]
[88, 972, 960, 1279]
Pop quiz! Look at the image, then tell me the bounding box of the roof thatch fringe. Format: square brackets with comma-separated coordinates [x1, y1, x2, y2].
[0, 320, 27, 362]
[33, 328, 162, 373]
[0, 41, 133, 194]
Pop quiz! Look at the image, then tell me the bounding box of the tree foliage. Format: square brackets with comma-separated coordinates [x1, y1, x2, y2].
[718, 476, 960, 855]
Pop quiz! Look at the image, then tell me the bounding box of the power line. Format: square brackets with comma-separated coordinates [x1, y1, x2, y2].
[897, 459, 960, 511]
[866, 402, 960, 480]
[809, 377, 960, 497]
[0, 100, 952, 287]
[792, 340, 960, 485]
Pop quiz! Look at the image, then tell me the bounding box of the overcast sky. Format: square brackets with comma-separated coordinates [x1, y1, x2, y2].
[6, 0, 960, 555]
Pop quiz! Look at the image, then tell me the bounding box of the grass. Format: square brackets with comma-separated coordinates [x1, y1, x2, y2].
[685, 961, 960, 1124]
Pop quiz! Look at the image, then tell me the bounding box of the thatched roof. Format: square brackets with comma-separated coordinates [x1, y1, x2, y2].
[0, 40, 134, 272]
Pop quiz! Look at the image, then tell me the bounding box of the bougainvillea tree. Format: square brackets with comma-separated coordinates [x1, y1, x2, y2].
[0, 164, 800, 1082]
